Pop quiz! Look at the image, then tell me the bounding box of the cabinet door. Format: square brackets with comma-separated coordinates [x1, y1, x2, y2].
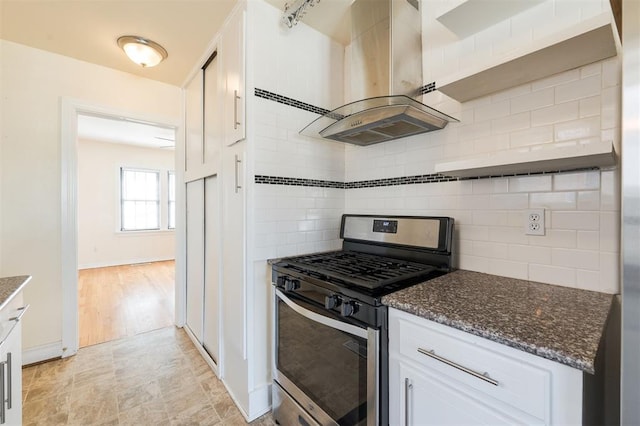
[203, 175, 220, 363]
[203, 52, 222, 170]
[185, 179, 205, 342]
[222, 141, 246, 359]
[395, 361, 525, 426]
[223, 7, 246, 146]
[0, 321, 22, 426]
[185, 70, 204, 172]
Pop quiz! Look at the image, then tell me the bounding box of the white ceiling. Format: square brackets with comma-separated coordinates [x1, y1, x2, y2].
[1, 0, 351, 146]
[0, 0, 352, 87]
[0, 0, 237, 87]
[77, 114, 176, 150]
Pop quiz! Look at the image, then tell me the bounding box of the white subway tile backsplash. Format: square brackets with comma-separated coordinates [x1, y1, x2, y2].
[457, 224, 490, 241]
[473, 210, 508, 226]
[472, 241, 508, 258]
[529, 192, 577, 210]
[508, 175, 552, 193]
[529, 264, 576, 287]
[531, 101, 579, 127]
[602, 58, 621, 88]
[599, 252, 620, 293]
[509, 126, 554, 148]
[531, 69, 580, 91]
[252, 12, 621, 293]
[600, 170, 620, 211]
[489, 226, 529, 245]
[554, 170, 600, 191]
[529, 229, 577, 248]
[457, 255, 490, 273]
[577, 231, 599, 250]
[552, 211, 600, 230]
[490, 193, 529, 210]
[552, 248, 599, 271]
[577, 191, 600, 210]
[508, 244, 552, 264]
[489, 259, 529, 280]
[579, 96, 601, 118]
[472, 178, 509, 194]
[491, 111, 530, 135]
[555, 74, 601, 104]
[579, 62, 602, 78]
[459, 121, 492, 142]
[475, 100, 510, 122]
[510, 88, 554, 114]
[601, 86, 621, 130]
[576, 269, 601, 292]
[600, 211, 620, 252]
[554, 116, 600, 141]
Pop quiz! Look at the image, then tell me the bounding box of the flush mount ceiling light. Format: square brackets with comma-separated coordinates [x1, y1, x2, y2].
[117, 35, 168, 67]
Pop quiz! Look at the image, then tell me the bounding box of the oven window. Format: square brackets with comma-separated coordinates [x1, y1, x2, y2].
[277, 298, 367, 425]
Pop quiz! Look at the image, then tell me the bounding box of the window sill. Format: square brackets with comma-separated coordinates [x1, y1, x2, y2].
[116, 229, 175, 237]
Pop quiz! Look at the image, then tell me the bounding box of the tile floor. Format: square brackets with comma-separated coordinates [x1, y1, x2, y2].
[22, 326, 276, 425]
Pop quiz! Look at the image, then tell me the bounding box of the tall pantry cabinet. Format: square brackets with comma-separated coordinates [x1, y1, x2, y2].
[182, 1, 268, 420]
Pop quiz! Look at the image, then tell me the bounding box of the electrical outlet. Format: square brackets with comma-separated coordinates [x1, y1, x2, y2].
[525, 209, 545, 236]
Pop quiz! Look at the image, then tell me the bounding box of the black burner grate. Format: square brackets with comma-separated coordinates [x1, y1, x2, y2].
[282, 250, 436, 290]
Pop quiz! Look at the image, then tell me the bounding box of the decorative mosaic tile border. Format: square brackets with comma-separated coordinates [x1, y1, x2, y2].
[254, 89, 330, 116]
[255, 175, 344, 188]
[419, 82, 437, 95]
[255, 167, 600, 189]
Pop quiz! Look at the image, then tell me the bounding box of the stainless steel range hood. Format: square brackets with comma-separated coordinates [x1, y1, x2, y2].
[300, 0, 458, 146]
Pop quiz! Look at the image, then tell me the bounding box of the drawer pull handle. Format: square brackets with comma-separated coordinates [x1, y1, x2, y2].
[8, 305, 29, 323]
[404, 377, 413, 426]
[417, 347, 499, 386]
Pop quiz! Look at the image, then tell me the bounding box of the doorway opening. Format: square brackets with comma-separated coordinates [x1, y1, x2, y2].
[76, 112, 177, 348]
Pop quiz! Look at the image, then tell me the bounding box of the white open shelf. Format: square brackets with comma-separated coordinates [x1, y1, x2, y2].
[436, 0, 544, 39]
[434, 141, 616, 178]
[437, 13, 619, 103]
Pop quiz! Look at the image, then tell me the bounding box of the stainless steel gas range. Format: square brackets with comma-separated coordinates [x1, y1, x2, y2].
[271, 214, 454, 426]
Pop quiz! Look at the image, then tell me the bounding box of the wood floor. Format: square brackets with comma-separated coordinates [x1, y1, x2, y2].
[78, 261, 175, 348]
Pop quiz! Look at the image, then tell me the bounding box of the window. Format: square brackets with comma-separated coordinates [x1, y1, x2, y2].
[120, 168, 160, 231]
[168, 171, 176, 229]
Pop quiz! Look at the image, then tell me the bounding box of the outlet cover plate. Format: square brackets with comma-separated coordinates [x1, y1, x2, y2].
[525, 209, 545, 236]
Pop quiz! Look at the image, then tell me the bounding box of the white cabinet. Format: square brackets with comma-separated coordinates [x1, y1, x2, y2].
[184, 70, 204, 174]
[221, 140, 246, 361]
[203, 51, 223, 171]
[0, 289, 27, 426]
[389, 308, 583, 426]
[221, 6, 246, 146]
[185, 180, 205, 342]
[185, 177, 220, 365]
[203, 175, 220, 362]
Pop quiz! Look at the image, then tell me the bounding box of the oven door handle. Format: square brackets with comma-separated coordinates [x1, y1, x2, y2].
[275, 289, 368, 339]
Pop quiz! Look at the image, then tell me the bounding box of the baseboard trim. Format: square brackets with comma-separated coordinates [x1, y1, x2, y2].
[23, 341, 63, 366]
[78, 257, 175, 270]
[248, 383, 272, 421]
[183, 325, 219, 377]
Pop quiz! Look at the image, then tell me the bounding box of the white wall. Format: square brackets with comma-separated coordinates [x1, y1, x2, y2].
[249, 0, 621, 295]
[77, 139, 175, 269]
[344, 0, 621, 294]
[0, 40, 181, 354]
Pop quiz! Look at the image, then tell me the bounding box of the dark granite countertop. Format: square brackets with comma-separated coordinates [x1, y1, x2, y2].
[0, 276, 30, 311]
[382, 270, 613, 374]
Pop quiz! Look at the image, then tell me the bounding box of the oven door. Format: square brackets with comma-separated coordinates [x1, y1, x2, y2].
[274, 288, 379, 426]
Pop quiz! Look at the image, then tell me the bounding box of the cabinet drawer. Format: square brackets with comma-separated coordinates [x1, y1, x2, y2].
[0, 291, 25, 346]
[392, 312, 551, 422]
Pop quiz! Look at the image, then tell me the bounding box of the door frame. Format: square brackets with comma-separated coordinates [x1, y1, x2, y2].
[60, 97, 183, 357]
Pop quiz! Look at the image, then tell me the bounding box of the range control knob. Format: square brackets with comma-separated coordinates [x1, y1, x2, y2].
[283, 278, 300, 292]
[340, 300, 358, 317]
[324, 295, 341, 310]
